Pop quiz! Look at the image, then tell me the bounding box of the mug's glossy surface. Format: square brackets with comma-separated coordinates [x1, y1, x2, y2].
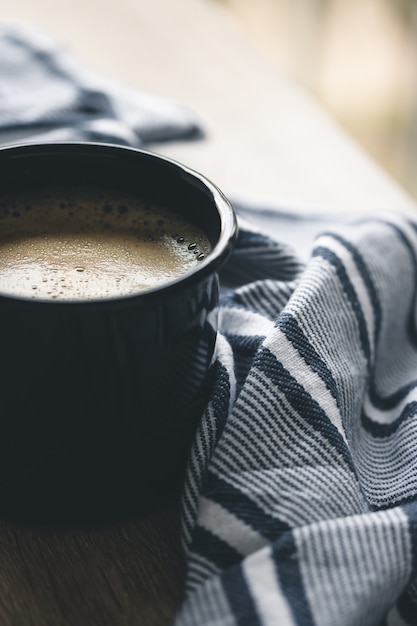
[0, 142, 237, 524]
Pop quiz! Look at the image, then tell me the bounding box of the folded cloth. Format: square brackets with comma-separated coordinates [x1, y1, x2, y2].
[0, 23, 202, 147]
[2, 23, 417, 626]
[175, 210, 417, 626]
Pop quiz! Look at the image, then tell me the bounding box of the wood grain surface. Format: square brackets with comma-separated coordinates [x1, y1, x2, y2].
[0, 502, 186, 626]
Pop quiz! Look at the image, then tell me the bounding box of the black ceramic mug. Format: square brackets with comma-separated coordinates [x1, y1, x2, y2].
[0, 142, 237, 524]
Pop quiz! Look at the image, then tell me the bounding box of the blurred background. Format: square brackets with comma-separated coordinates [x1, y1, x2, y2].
[1, 0, 415, 211]
[218, 0, 417, 200]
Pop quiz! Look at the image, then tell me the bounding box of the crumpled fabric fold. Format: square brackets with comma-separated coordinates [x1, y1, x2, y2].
[175, 213, 417, 626]
[0, 23, 202, 147]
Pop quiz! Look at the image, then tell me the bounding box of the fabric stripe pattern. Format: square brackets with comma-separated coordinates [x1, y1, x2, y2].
[175, 215, 417, 626]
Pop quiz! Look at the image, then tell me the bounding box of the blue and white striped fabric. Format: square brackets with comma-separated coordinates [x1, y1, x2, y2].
[2, 23, 417, 626]
[175, 212, 417, 626]
[0, 23, 202, 148]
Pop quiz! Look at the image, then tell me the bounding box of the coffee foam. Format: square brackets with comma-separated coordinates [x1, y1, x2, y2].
[0, 187, 212, 300]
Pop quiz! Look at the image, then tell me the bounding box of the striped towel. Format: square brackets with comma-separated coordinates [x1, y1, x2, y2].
[2, 24, 417, 626]
[175, 210, 417, 626]
[0, 23, 202, 147]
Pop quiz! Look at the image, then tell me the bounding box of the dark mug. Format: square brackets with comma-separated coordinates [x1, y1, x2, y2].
[0, 142, 237, 524]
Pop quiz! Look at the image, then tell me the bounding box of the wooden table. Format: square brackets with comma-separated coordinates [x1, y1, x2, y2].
[0, 505, 186, 626]
[0, 0, 416, 624]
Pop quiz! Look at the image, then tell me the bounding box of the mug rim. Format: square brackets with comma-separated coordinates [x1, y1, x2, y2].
[0, 141, 238, 310]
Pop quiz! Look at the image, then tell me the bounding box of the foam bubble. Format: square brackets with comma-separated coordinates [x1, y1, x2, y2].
[0, 186, 212, 301]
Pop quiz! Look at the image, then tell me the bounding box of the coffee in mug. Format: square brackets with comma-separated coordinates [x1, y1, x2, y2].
[0, 142, 237, 524]
[0, 186, 212, 300]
